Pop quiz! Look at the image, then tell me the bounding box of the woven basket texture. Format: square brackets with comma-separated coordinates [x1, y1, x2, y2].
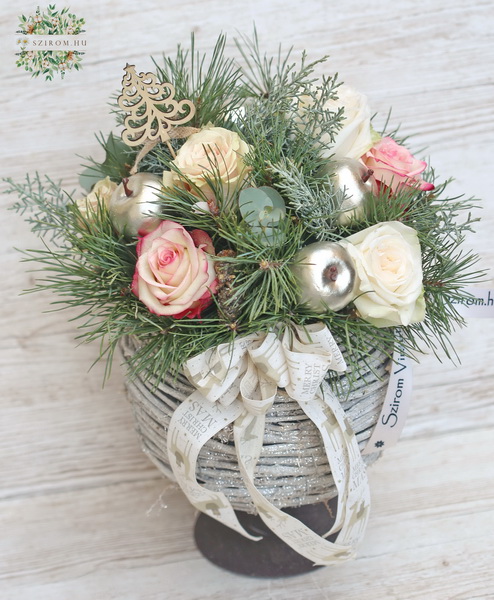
[120, 336, 388, 513]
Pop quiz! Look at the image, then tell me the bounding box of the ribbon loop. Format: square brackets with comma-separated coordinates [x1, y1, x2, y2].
[168, 323, 372, 566]
[239, 357, 277, 416]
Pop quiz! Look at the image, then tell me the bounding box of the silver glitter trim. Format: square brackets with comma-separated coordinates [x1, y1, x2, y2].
[120, 336, 389, 513]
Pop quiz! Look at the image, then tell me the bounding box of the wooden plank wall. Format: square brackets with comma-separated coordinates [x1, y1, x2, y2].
[1, 1, 493, 598]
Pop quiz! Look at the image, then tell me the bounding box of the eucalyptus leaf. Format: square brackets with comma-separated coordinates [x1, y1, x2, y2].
[239, 186, 286, 224]
[258, 206, 285, 226]
[238, 185, 287, 245]
[238, 187, 267, 218]
[79, 166, 104, 192]
[259, 186, 285, 210]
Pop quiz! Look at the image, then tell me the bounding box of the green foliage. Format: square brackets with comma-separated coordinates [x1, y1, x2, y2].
[6, 173, 73, 243]
[5, 31, 485, 387]
[234, 30, 343, 185]
[270, 159, 345, 239]
[152, 33, 244, 128]
[238, 186, 286, 242]
[79, 132, 136, 191]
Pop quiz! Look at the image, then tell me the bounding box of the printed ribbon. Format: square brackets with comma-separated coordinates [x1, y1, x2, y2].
[362, 336, 413, 455]
[362, 287, 494, 454]
[167, 323, 371, 565]
[451, 287, 494, 318]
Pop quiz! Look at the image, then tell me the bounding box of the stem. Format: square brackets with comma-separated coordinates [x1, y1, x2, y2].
[122, 177, 133, 197]
[130, 139, 159, 174]
[165, 139, 176, 159]
[323, 265, 338, 282]
[362, 169, 374, 184]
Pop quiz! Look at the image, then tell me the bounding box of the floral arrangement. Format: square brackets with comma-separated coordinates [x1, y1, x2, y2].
[7, 34, 480, 382]
[5, 33, 484, 567]
[16, 5, 85, 80]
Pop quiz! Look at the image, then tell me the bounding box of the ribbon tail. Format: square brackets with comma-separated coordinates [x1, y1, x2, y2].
[167, 390, 261, 541]
[234, 410, 356, 566]
[316, 382, 371, 545]
[362, 336, 413, 455]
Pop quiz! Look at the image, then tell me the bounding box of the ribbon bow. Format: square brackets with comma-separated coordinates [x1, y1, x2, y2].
[167, 323, 371, 565]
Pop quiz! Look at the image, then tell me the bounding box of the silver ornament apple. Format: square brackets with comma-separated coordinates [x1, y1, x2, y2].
[322, 158, 374, 225]
[109, 173, 163, 237]
[291, 241, 357, 312]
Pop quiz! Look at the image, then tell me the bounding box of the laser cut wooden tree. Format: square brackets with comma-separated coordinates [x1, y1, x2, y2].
[117, 64, 196, 166]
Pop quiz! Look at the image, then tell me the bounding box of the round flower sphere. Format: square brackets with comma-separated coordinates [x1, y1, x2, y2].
[132, 221, 218, 319]
[299, 84, 373, 159]
[318, 85, 373, 160]
[341, 221, 425, 327]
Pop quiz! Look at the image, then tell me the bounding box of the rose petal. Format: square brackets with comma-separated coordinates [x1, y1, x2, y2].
[132, 220, 218, 318]
[342, 221, 425, 328]
[363, 137, 434, 194]
[190, 229, 215, 254]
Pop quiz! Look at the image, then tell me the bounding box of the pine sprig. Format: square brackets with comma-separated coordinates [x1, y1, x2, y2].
[234, 34, 343, 184]
[269, 159, 346, 239]
[214, 214, 305, 323]
[153, 33, 244, 128]
[5, 173, 73, 243]
[5, 31, 486, 387]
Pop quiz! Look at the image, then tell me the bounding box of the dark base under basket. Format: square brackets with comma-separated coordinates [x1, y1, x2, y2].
[194, 497, 339, 577]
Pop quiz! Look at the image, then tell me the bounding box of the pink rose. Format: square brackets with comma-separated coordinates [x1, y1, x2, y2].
[132, 221, 218, 319]
[362, 137, 434, 194]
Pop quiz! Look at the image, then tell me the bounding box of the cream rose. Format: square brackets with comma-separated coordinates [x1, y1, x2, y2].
[132, 221, 218, 319]
[342, 221, 425, 327]
[172, 125, 251, 205]
[76, 176, 117, 219]
[162, 169, 209, 214]
[320, 85, 373, 160]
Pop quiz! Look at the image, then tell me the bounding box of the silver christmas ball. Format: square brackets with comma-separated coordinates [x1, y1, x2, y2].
[109, 173, 163, 237]
[323, 158, 374, 225]
[291, 242, 357, 312]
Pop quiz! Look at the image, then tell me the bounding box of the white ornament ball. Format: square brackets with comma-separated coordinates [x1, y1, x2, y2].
[291, 241, 357, 312]
[109, 173, 163, 237]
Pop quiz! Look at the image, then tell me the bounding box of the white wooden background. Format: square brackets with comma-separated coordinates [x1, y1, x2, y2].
[1, 1, 493, 598]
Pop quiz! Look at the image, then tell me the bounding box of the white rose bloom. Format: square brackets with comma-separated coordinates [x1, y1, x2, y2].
[172, 125, 251, 205]
[321, 85, 373, 160]
[341, 221, 425, 327]
[162, 170, 176, 189]
[77, 176, 117, 219]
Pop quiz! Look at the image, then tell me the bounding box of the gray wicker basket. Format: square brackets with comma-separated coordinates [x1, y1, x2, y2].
[120, 336, 389, 513]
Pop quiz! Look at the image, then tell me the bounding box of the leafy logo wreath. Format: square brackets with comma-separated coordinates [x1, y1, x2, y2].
[16, 5, 85, 81]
